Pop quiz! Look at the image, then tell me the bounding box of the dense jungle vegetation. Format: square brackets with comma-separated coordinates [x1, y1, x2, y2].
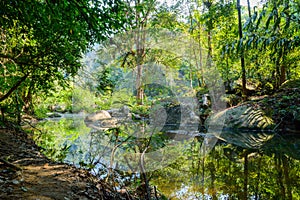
[1, 0, 299, 121]
[1, 0, 300, 199]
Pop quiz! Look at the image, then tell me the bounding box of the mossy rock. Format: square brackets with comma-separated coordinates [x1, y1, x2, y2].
[206, 104, 275, 130]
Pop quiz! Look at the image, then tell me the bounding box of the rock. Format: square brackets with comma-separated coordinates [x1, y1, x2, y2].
[85, 110, 111, 122]
[165, 130, 196, 141]
[84, 110, 127, 130]
[108, 106, 131, 118]
[221, 94, 243, 107]
[218, 130, 275, 149]
[47, 112, 62, 118]
[12, 179, 20, 185]
[49, 104, 67, 113]
[233, 78, 261, 96]
[206, 104, 275, 131]
[21, 114, 39, 124]
[98, 118, 118, 128]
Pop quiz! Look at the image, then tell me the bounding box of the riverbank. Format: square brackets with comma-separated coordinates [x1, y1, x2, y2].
[0, 127, 129, 200]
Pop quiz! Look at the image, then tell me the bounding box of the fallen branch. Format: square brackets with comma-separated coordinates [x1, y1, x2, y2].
[0, 157, 22, 171]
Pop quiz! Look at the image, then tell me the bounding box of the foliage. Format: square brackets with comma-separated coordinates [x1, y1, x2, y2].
[72, 86, 98, 113]
[33, 118, 90, 161]
[229, 0, 300, 88]
[33, 85, 73, 118]
[96, 67, 121, 95]
[0, 0, 128, 121]
[3, 0, 300, 198]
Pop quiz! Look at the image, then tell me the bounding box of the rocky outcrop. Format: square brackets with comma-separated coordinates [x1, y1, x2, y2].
[84, 107, 132, 131]
[206, 80, 300, 133]
[85, 110, 112, 122]
[206, 104, 275, 131]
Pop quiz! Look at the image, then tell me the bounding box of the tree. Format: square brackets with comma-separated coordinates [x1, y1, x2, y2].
[243, 0, 300, 88]
[0, 0, 128, 119]
[237, 0, 247, 98]
[131, 0, 156, 105]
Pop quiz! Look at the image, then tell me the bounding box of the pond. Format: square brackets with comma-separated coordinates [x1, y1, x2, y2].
[30, 114, 300, 199]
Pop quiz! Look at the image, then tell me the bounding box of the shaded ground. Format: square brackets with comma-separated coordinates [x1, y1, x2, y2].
[0, 127, 126, 200]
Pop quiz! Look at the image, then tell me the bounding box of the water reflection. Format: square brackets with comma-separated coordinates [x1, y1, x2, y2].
[152, 131, 300, 199]
[32, 116, 300, 199]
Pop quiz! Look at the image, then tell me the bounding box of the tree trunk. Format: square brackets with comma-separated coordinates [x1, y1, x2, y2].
[247, 0, 251, 18]
[135, 26, 144, 105]
[204, 1, 213, 70]
[22, 83, 33, 114]
[1, 107, 4, 122]
[195, 21, 204, 87]
[280, 64, 286, 85]
[15, 91, 21, 125]
[237, 0, 247, 99]
[243, 153, 248, 200]
[279, 0, 289, 86]
[134, 0, 149, 105]
[282, 155, 292, 200]
[254, 156, 261, 200]
[275, 154, 286, 198]
[275, 59, 281, 89]
[201, 156, 205, 197]
[207, 28, 212, 69]
[139, 147, 151, 200]
[136, 64, 144, 105]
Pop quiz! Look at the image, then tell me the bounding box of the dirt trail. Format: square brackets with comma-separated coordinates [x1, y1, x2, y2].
[0, 127, 121, 200]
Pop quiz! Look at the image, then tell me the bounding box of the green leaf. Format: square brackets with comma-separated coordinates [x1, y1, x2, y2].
[273, 17, 281, 32]
[265, 12, 273, 30]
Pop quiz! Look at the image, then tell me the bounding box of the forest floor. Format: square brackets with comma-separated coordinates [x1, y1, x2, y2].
[0, 127, 126, 200]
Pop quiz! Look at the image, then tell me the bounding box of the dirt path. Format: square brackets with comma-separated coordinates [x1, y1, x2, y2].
[0, 127, 123, 200]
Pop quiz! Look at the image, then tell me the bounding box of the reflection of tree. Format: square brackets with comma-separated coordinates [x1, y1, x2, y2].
[37, 118, 300, 199]
[151, 138, 300, 199]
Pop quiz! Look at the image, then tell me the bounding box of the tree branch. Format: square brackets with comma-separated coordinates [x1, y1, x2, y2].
[0, 72, 29, 102]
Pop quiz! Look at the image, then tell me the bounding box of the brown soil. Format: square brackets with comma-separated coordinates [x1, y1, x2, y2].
[0, 127, 126, 200]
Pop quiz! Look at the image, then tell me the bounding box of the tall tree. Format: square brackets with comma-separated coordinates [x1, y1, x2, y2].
[133, 0, 156, 105]
[0, 0, 128, 118]
[203, 0, 213, 69]
[247, 0, 251, 18]
[237, 0, 247, 98]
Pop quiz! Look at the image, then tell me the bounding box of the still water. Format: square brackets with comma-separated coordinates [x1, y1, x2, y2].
[31, 115, 300, 199]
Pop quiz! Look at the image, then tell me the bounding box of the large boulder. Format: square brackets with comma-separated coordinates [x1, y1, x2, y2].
[206, 104, 275, 131]
[85, 110, 112, 122]
[84, 110, 118, 131]
[84, 108, 133, 131]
